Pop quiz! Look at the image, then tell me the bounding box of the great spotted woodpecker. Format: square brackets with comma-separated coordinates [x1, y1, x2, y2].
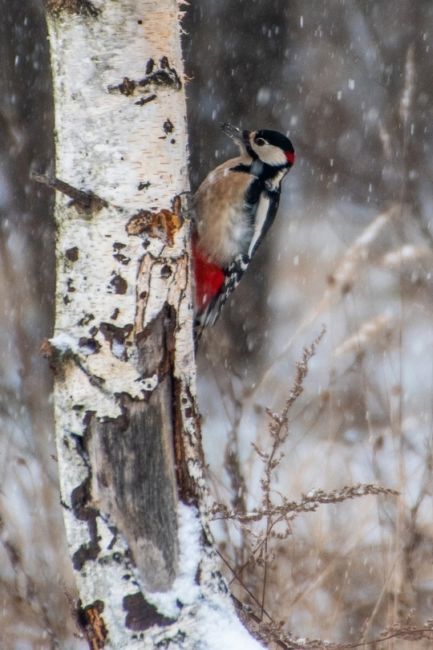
[193, 123, 295, 339]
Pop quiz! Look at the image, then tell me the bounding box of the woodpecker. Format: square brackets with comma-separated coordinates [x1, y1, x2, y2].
[193, 123, 295, 339]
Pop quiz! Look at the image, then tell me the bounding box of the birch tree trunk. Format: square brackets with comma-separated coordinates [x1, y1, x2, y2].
[45, 1, 263, 648]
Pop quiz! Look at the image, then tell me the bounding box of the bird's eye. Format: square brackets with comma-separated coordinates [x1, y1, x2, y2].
[255, 137, 266, 146]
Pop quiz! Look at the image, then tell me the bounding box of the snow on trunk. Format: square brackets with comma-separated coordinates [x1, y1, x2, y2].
[46, 1, 263, 648]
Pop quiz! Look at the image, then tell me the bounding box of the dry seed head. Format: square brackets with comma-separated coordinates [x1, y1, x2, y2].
[334, 313, 393, 357]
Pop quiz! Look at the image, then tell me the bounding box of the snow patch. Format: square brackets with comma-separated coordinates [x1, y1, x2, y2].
[147, 503, 265, 649]
[146, 502, 202, 617]
[50, 332, 78, 354]
[193, 601, 265, 650]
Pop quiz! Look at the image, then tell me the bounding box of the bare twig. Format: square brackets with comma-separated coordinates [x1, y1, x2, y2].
[212, 483, 399, 525]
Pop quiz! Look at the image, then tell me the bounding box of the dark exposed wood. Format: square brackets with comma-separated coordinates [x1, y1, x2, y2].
[85, 306, 179, 591]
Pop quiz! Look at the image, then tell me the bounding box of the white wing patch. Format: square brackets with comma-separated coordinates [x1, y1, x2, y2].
[248, 193, 271, 258]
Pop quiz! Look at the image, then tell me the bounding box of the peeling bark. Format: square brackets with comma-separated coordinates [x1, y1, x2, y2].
[86, 390, 178, 590]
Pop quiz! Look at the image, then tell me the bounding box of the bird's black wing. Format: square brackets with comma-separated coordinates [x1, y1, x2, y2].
[247, 183, 281, 258]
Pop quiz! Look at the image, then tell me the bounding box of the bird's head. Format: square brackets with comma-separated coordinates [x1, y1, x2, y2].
[222, 123, 295, 169]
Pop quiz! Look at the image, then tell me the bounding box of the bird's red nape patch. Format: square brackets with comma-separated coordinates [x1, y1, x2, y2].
[193, 239, 225, 311]
[286, 151, 296, 165]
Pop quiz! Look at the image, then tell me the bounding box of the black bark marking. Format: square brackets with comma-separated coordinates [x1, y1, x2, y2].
[78, 313, 95, 326]
[109, 57, 181, 100]
[138, 57, 181, 91]
[100, 322, 133, 348]
[70, 476, 100, 570]
[113, 252, 131, 265]
[65, 246, 79, 261]
[109, 273, 127, 294]
[145, 58, 155, 75]
[78, 337, 101, 354]
[117, 77, 136, 96]
[135, 94, 157, 107]
[160, 264, 172, 279]
[123, 592, 174, 631]
[163, 119, 174, 134]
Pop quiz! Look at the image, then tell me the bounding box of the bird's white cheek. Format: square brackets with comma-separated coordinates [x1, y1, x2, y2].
[260, 146, 287, 166]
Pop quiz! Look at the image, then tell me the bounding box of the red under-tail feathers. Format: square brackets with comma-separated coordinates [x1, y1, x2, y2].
[192, 235, 225, 313]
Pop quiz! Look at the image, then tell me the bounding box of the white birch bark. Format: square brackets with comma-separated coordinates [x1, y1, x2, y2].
[46, 1, 263, 648]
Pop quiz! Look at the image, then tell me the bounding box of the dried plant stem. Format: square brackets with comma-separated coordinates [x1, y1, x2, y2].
[257, 329, 326, 618]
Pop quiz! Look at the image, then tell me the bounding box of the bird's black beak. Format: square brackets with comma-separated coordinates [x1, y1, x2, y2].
[221, 123, 250, 147]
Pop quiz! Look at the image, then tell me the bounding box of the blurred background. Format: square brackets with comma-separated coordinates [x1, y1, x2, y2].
[1, 0, 433, 647]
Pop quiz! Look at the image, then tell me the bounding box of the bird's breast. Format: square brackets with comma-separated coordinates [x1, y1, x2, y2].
[193, 161, 256, 267]
[197, 200, 252, 267]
